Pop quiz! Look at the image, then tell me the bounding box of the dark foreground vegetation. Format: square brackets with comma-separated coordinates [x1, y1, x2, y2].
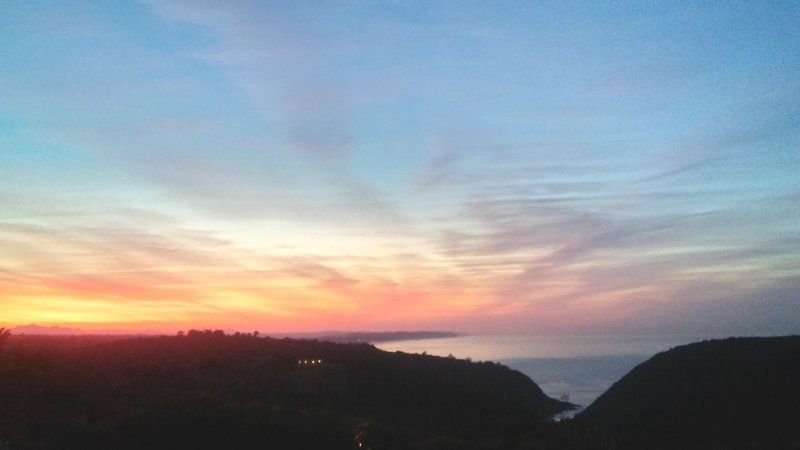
[0, 330, 570, 450]
[578, 336, 800, 450]
[1, 331, 798, 450]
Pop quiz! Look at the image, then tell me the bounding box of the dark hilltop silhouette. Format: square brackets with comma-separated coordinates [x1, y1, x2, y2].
[0, 330, 569, 450]
[578, 336, 800, 450]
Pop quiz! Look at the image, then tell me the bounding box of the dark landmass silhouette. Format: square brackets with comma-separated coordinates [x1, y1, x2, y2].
[0, 331, 569, 449]
[1, 332, 797, 449]
[578, 336, 800, 450]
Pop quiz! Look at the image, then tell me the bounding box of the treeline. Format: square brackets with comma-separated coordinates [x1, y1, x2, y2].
[0, 328, 10, 353]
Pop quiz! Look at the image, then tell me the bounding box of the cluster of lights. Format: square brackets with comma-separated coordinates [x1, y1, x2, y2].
[297, 359, 323, 365]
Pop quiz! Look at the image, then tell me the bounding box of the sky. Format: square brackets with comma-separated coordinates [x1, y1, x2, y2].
[1, 0, 798, 335]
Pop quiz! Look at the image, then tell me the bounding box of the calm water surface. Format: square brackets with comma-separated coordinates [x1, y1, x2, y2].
[377, 334, 719, 410]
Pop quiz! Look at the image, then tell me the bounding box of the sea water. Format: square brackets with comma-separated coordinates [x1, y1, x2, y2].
[376, 334, 716, 411]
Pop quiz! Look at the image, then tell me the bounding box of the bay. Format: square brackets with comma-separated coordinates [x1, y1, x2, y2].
[376, 334, 716, 410]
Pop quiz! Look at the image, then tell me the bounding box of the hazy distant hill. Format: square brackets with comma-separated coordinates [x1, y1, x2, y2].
[578, 336, 800, 450]
[9, 324, 161, 335]
[8, 326, 457, 343]
[311, 331, 459, 343]
[11, 324, 87, 335]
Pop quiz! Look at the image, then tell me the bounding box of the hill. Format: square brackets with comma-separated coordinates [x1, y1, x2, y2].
[9, 324, 163, 336]
[11, 324, 88, 335]
[0, 332, 570, 449]
[578, 336, 800, 450]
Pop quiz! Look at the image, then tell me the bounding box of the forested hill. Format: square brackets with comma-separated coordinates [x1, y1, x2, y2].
[0, 332, 571, 449]
[578, 336, 800, 450]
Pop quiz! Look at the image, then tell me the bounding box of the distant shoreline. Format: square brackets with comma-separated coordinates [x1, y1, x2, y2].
[8, 325, 461, 345]
[299, 331, 461, 344]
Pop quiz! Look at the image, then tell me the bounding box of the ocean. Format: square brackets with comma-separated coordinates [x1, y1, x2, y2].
[376, 334, 715, 412]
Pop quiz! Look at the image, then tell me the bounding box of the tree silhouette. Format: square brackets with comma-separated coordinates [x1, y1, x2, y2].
[0, 327, 10, 353]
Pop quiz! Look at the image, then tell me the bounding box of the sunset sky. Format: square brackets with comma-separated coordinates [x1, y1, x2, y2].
[1, 1, 798, 335]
